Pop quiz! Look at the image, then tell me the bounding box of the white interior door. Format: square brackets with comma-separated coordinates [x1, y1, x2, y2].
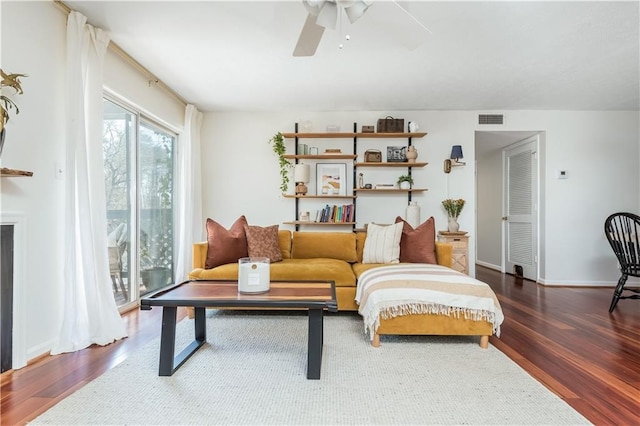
[503, 137, 538, 280]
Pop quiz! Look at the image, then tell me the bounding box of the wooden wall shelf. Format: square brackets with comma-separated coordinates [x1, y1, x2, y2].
[1, 168, 33, 177]
[354, 162, 428, 167]
[282, 194, 356, 199]
[283, 154, 357, 160]
[354, 188, 428, 193]
[282, 132, 427, 139]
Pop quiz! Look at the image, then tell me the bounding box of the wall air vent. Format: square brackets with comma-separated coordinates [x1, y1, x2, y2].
[478, 114, 504, 125]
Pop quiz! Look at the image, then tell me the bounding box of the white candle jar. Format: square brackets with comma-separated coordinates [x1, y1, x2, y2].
[238, 257, 270, 294]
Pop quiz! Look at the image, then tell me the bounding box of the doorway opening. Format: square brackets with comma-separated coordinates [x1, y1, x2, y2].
[475, 130, 543, 282]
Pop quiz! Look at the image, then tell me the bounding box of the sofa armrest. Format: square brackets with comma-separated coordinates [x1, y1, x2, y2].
[193, 242, 208, 269]
[435, 241, 453, 268]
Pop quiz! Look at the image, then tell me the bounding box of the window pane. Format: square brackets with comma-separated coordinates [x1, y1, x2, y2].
[139, 122, 175, 295]
[103, 100, 135, 307]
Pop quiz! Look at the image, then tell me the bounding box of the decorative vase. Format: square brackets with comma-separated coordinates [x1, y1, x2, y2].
[0, 128, 5, 158]
[447, 217, 460, 232]
[406, 145, 418, 163]
[406, 201, 421, 228]
[400, 181, 411, 190]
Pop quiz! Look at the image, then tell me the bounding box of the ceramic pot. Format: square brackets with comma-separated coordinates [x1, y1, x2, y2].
[400, 181, 411, 190]
[0, 128, 5, 158]
[406, 145, 418, 163]
[406, 201, 420, 228]
[447, 217, 460, 232]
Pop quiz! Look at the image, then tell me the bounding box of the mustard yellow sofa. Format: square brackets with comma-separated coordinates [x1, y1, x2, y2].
[189, 230, 453, 311]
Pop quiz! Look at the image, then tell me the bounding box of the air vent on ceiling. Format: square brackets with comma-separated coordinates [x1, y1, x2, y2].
[478, 114, 504, 125]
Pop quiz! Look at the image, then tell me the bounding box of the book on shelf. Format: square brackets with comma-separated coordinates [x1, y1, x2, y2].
[374, 183, 396, 189]
[297, 143, 308, 155]
[314, 204, 354, 223]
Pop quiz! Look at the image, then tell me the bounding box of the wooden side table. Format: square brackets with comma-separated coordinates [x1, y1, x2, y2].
[437, 232, 469, 275]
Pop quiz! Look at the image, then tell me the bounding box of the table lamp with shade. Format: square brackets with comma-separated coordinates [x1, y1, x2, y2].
[294, 163, 310, 195]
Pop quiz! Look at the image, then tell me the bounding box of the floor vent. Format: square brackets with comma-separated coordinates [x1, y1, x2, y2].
[479, 114, 504, 125]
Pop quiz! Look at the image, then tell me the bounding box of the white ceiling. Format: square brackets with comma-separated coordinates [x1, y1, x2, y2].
[66, 0, 640, 113]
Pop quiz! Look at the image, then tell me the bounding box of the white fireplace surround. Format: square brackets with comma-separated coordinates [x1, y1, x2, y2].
[1, 212, 27, 369]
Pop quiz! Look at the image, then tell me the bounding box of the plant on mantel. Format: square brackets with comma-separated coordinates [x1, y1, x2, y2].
[268, 132, 292, 194]
[1, 69, 27, 133]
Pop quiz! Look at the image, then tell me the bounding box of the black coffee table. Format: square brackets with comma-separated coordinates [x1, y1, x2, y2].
[140, 279, 337, 379]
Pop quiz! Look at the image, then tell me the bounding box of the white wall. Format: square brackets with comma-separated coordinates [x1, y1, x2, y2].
[201, 110, 639, 286]
[1, 1, 67, 366]
[0, 1, 185, 367]
[476, 146, 503, 269]
[104, 50, 184, 131]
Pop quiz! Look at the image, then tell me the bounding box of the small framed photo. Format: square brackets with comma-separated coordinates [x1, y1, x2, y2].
[316, 163, 347, 196]
[387, 146, 407, 162]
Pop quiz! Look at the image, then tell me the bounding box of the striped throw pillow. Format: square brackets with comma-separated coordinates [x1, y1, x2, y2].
[362, 222, 403, 264]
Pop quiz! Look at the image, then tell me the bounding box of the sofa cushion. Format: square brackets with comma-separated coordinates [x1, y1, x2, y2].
[291, 232, 357, 262]
[205, 216, 248, 269]
[244, 224, 283, 263]
[362, 222, 403, 264]
[395, 216, 437, 264]
[189, 258, 356, 287]
[278, 230, 292, 259]
[352, 262, 391, 279]
[355, 231, 367, 263]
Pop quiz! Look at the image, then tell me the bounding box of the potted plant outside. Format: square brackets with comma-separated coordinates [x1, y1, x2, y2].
[268, 132, 292, 194]
[397, 174, 414, 190]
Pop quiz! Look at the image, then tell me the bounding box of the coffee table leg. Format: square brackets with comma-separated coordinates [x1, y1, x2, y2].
[159, 306, 177, 376]
[307, 308, 324, 380]
[194, 307, 206, 342]
[158, 306, 207, 377]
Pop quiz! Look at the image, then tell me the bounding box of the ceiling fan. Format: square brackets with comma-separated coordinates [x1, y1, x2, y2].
[292, 0, 430, 57]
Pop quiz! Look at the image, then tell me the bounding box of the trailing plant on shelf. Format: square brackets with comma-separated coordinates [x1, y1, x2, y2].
[397, 174, 414, 189]
[268, 131, 292, 193]
[397, 174, 414, 185]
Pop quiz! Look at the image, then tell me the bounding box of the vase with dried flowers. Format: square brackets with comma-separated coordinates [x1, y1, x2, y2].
[1, 69, 28, 157]
[442, 198, 465, 232]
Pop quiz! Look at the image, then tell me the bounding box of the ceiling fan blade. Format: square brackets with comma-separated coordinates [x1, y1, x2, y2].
[293, 13, 326, 57]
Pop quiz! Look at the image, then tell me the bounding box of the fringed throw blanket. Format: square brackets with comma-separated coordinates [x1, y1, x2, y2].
[355, 264, 504, 340]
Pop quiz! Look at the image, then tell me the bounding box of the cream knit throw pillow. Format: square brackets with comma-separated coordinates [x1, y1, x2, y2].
[362, 222, 403, 264]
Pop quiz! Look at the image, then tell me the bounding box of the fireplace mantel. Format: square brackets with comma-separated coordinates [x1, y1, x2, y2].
[0, 168, 33, 177]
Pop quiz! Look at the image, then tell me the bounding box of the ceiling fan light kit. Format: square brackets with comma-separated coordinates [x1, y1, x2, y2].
[294, 0, 375, 57]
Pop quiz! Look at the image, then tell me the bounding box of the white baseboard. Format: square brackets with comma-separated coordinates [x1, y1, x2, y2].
[476, 261, 501, 272]
[535, 278, 635, 287]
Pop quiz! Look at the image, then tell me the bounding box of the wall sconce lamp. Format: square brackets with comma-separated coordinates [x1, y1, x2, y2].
[444, 145, 466, 173]
[294, 163, 310, 195]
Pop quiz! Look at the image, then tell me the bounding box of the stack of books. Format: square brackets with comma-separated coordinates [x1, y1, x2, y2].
[315, 204, 354, 223]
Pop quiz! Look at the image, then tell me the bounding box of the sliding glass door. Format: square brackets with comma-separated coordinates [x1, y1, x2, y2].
[103, 98, 175, 309]
[139, 122, 175, 295]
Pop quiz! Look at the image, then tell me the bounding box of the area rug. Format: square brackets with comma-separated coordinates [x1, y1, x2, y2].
[31, 312, 589, 425]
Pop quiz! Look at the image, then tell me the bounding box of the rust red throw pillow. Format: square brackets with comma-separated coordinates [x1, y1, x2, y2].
[395, 216, 437, 264]
[244, 224, 283, 263]
[205, 216, 249, 269]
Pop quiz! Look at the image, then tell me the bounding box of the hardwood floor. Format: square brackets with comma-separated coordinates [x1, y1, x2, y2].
[1, 267, 639, 425]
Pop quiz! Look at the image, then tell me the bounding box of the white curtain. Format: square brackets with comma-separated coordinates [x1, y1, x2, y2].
[51, 11, 127, 355]
[175, 104, 204, 282]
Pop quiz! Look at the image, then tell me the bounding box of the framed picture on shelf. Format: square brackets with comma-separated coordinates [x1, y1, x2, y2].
[387, 146, 407, 162]
[316, 163, 347, 196]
